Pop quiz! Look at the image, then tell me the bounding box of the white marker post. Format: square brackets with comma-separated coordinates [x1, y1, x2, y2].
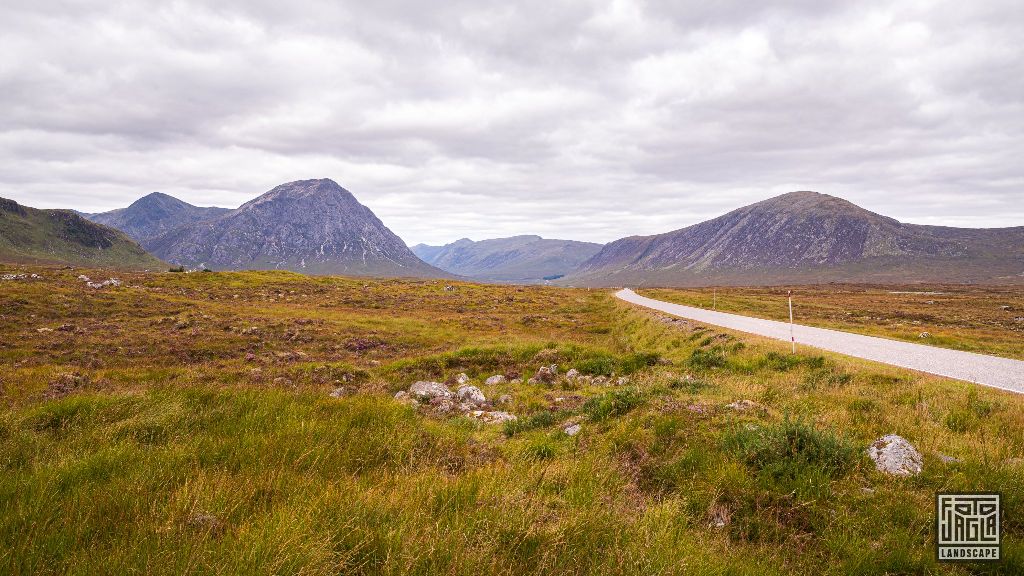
[788, 290, 795, 353]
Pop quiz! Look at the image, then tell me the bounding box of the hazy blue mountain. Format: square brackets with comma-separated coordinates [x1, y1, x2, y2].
[413, 235, 603, 283]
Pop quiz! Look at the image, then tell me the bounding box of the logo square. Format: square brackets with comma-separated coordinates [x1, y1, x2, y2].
[936, 492, 1001, 562]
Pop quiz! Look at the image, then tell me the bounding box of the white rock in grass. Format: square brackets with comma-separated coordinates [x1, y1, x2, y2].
[455, 373, 470, 385]
[469, 410, 517, 424]
[566, 368, 580, 380]
[485, 375, 507, 386]
[564, 424, 582, 436]
[457, 385, 486, 406]
[409, 381, 453, 401]
[867, 434, 923, 477]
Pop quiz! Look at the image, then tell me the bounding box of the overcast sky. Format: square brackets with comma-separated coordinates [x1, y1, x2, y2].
[2, 0, 1022, 245]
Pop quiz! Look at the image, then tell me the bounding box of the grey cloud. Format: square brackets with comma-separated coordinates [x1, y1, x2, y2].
[0, 0, 1021, 245]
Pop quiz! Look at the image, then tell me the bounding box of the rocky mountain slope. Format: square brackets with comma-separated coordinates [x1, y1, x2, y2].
[86, 192, 229, 242]
[145, 179, 450, 277]
[0, 197, 165, 269]
[566, 191, 1024, 286]
[412, 235, 603, 283]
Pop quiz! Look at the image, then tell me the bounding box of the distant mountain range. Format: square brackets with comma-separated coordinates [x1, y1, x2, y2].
[0, 197, 165, 270]
[412, 235, 602, 283]
[5, 185, 1022, 285]
[565, 191, 1024, 286]
[85, 192, 229, 242]
[142, 179, 450, 278]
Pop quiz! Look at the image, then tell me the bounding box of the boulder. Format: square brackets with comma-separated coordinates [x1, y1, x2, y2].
[430, 397, 457, 414]
[409, 381, 454, 401]
[565, 368, 580, 380]
[468, 410, 517, 424]
[455, 373, 470, 385]
[457, 385, 486, 406]
[564, 423, 582, 436]
[867, 434, 923, 477]
[485, 375, 507, 386]
[496, 394, 512, 405]
[534, 365, 558, 384]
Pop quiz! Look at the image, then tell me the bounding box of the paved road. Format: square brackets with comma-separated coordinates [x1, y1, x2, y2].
[616, 288, 1024, 394]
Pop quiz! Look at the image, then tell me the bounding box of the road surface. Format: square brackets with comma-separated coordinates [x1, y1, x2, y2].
[616, 288, 1024, 394]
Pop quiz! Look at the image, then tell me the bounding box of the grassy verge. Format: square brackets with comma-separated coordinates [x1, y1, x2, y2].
[640, 284, 1024, 359]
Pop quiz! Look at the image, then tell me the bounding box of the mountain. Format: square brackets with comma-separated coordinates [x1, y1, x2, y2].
[86, 192, 229, 242]
[412, 235, 603, 283]
[566, 191, 1024, 286]
[144, 179, 450, 278]
[0, 197, 165, 269]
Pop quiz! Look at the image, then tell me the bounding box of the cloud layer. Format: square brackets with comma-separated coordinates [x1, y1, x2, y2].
[2, 0, 1022, 244]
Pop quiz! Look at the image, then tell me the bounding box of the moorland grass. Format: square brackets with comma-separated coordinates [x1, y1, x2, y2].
[0, 265, 1022, 574]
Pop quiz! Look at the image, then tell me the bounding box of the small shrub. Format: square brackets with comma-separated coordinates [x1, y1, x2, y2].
[688, 347, 727, 370]
[504, 410, 558, 437]
[618, 352, 661, 374]
[574, 353, 617, 376]
[526, 437, 557, 461]
[669, 376, 711, 393]
[583, 389, 644, 422]
[757, 352, 801, 372]
[723, 418, 858, 478]
[802, 367, 853, 390]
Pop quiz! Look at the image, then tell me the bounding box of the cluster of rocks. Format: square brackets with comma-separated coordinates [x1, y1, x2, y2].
[1, 273, 41, 281]
[524, 365, 626, 387]
[78, 275, 122, 289]
[394, 379, 516, 424]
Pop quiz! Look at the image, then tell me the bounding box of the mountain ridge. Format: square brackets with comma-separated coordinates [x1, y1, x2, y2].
[87, 192, 230, 242]
[565, 191, 1024, 286]
[144, 179, 451, 278]
[0, 197, 166, 270]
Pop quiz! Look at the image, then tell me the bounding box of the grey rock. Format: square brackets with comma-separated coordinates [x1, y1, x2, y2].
[455, 373, 470, 385]
[409, 381, 453, 401]
[534, 365, 557, 384]
[564, 423, 582, 436]
[485, 375, 507, 386]
[867, 434, 923, 477]
[430, 397, 457, 414]
[456, 385, 486, 406]
[468, 410, 517, 424]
